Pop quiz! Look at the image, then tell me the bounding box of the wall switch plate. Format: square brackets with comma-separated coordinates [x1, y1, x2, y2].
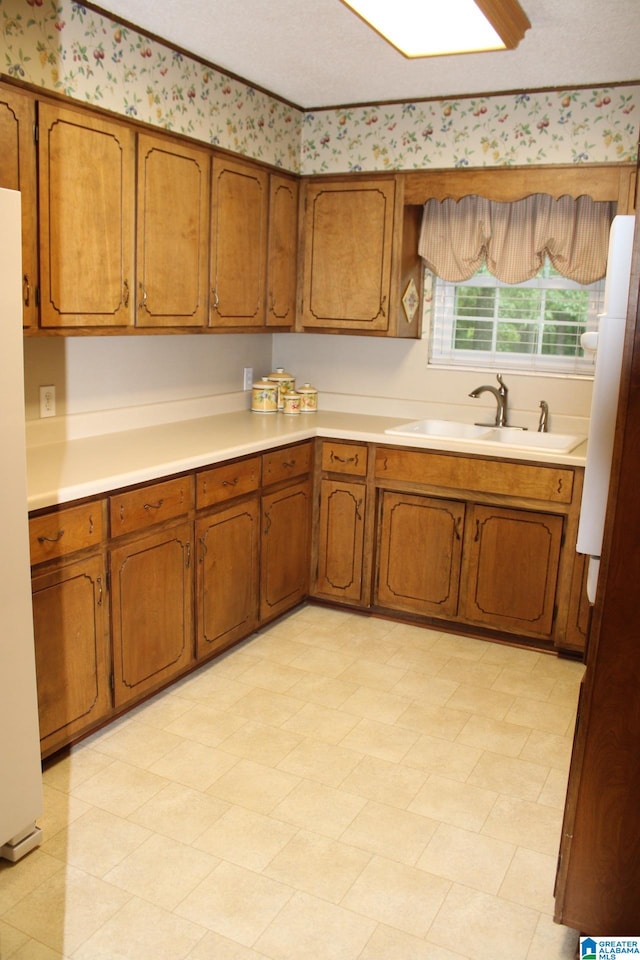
[39, 385, 56, 418]
[243, 367, 253, 390]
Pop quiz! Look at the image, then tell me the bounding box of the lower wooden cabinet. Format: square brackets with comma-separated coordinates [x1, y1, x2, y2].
[375, 490, 464, 618]
[261, 480, 311, 621]
[196, 497, 260, 658]
[315, 478, 367, 604]
[28, 435, 584, 757]
[32, 554, 110, 757]
[461, 503, 564, 638]
[110, 521, 194, 708]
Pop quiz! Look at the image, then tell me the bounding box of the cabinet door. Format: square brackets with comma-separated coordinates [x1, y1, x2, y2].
[261, 480, 311, 621]
[561, 550, 591, 655]
[196, 497, 259, 658]
[266, 173, 298, 327]
[38, 102, 135, 328]
[461, 504, 563, 638]
[315, 478, 366, 604]
[376, 491, 464, 618]
[110, 521, 193, 707]
[210, 155, 268, 327]
[300, 178, 395, 331]
[32, 555, 110, 757]
[0, 85, 38, 329]
[136, 132, 210, 327]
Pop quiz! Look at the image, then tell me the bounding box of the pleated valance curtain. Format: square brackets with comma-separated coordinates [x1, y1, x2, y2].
[419, 194, 615, 285]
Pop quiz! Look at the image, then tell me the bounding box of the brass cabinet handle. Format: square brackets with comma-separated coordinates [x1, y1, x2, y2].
[38, 529, 64, 544]
[96, 576, 103, 607]
[23, 274, 30, 307]
[222, 477, 239, 487]
[123, 279, 130, 306]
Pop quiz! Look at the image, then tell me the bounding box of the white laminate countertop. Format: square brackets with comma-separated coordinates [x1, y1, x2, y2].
[26, 410, 588, 511]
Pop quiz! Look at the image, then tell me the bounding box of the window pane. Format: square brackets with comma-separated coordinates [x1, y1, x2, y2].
[497, 321, 537, 353]
[454, 317, 493, 350]
[429, 258, 604, 375]
[456, 286, 495, 318]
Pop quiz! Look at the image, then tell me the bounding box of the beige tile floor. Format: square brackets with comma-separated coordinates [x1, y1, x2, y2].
[0, 604, 584, 960]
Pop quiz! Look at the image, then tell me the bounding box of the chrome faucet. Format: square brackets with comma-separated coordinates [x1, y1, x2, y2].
[469, 373, 508, 427]
[538, 400, 549, 432]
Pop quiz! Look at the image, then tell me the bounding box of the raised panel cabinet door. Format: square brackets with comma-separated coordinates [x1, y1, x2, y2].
[0, 85, 38, 329]
[32, 555, 110, 757]
[260, 481, 311, 621]
[136, 132, 210, 327]
[110, 521, 193, 708]
[461, 504, 563, 638]
[196, 498, 260, 658]
[315, 479, 366, 604]
[266, 173, 298, 327]
[210, 155, 268, 327]
[300, 178, 395, 330]
[375, 491, 464, 618]
[38, 102, 135, 328]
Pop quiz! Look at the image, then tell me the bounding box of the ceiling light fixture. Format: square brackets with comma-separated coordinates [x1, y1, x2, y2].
[340, 0, 531, 57]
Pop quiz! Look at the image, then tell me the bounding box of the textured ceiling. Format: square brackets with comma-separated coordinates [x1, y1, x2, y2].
[92, 0, 639, 109]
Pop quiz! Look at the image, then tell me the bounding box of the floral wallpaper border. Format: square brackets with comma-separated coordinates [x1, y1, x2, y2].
[1, 0, 638, 175]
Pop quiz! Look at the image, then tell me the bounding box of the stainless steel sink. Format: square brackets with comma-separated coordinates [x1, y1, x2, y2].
[384, 419, 585, 453]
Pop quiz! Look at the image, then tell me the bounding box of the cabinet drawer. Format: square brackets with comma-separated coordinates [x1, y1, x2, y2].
[263, 442, 312, 486]
[375, 447, 575, 504]
[110, 476, 193, 536]
[321, 441, 368, 476]
[29, 502, 104, 565]
[197, 456, 261, 508]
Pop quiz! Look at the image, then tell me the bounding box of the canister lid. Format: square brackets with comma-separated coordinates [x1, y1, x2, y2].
[252, 378, 277, 389]
[297, 383, 317, 393]
[267, 368, 293, 381]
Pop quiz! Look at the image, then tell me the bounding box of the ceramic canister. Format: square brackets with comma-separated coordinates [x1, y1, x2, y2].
[283, 390, 301, 415]
[267, 367, 295, 410]
[298, 383, 318, 412]
[251, 378, 278, 413]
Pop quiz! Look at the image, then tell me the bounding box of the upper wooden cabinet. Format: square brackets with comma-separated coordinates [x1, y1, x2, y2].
[0, 86, 38, 329]
[136, 132, 211, 328]
[38, 102, 136, 328]
[298, 176, 423, 337]
[267, 173, 299, 328]
[209, 155, 269, 327]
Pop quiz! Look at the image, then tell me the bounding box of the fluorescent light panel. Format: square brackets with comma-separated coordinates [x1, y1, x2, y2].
[341, 0, 530, 57]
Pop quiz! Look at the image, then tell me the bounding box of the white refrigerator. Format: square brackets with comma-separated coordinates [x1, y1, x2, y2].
[0, 188, 43, 861]
[576, 214, 636, 602]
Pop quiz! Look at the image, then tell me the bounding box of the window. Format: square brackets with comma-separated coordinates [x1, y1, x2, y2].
[427, 259, 604, 375]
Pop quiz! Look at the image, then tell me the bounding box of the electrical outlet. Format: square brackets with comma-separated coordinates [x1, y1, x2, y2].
[39, 385, 56, 418]
[243, 367, 253, 390]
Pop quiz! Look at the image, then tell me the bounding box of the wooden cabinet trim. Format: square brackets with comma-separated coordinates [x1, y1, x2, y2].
[402, 162, 637, 212]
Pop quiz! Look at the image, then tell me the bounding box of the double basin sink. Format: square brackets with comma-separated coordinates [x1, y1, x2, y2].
[384, 418, 585, 454]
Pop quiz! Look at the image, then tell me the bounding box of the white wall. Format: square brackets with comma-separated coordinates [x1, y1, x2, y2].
[272, 333, 594, 434]
[23, 334, 274, 422]
[24, 329, 593, 437]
